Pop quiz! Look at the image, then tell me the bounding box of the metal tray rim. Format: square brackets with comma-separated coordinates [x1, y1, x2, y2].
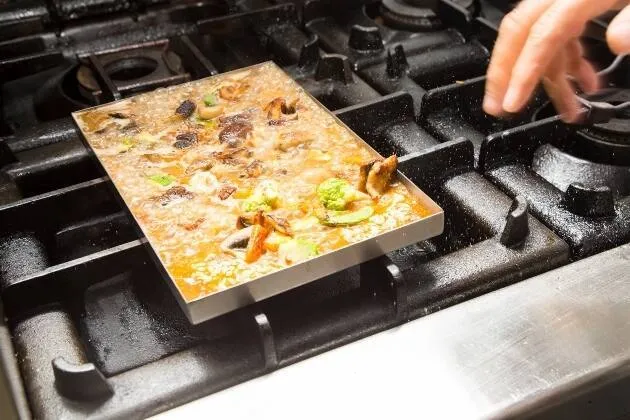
[71, 61, 445, 324]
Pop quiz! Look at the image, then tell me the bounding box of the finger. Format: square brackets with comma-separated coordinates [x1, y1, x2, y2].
[566, 39, 600, 94]
[543, 53, 581, 123]
[607, 5, 630, 54]
[483, 0, 554, 116]
[503, 0, 620, 113]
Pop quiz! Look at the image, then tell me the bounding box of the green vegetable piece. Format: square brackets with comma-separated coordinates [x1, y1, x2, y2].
[118, 136, 134, 153]
[243, 198, 272, 213]
[278, 239, 319, 264]
[148, 174, 175, 187]
[317, 178, 369, 210]
[319, 206, 374, 227]
[203, 93, 218, 106]
[242, 181, 280, 212]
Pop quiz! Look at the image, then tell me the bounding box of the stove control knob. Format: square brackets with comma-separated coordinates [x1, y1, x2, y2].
[348, 25, 384, 52]
[315, 54, 354, 84]
[562, 183, 615, 218]
[500, 195, 530, 248]
[386, 45, 409, 78]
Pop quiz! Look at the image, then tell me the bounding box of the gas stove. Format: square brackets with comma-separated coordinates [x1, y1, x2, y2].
[0, 1, 628, 419]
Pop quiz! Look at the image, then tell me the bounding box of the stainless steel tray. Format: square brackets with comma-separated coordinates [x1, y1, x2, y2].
[72, 62, 444, 324]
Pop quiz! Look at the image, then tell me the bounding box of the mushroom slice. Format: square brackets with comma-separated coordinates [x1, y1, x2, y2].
[219, 82, 250, 101]
[362, 155, 398, 199]
[237, 212, 292, 237]
[245, 159, 264, 178]
[265, 214, 293, 237]
[181, 217, 205, 231]
[173, 132, 198, 149]
[186, 158, 213, 175]
[152, 186, 195, 206]
[219, 111, 252, 126]
[218, 184, 237, 200]
[220, 226, 254, 253]
[210, 147, 249, 167]
[275, 131, 313, 152]
[263, 97, 298, 125]
[175, 100, 196, 118]
[236, 211, 265, 229]
[358, 159, 378, 193]
[219, 122, 253, 148]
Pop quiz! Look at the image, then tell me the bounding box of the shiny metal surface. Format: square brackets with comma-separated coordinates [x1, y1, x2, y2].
[152, 243, 630, 419]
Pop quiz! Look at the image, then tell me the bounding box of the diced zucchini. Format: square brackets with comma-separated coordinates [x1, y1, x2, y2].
[318, 206, 374, 227]
[148, 174, 175, 187]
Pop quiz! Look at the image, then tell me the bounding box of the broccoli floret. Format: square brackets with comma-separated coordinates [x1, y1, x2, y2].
[317, 178, 369, 210]
[242, 181, 280, 212]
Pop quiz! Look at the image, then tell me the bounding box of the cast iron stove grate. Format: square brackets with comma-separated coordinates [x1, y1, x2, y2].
[0, 0, 624, 418]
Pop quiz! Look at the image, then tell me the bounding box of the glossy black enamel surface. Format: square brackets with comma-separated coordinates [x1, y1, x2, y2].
[0, 0, 626, 418]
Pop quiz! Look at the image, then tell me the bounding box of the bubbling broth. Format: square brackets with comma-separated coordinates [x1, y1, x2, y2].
[73, 62, 431, 302]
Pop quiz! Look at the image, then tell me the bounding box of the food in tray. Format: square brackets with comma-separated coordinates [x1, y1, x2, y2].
[73, 62, 431, 302]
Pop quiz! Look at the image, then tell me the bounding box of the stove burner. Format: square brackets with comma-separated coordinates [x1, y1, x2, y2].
[76, 45, 186, 104]
[104, 57, 159, 82]
[533, 89, 630, 166]
[379, 0, 443, 31]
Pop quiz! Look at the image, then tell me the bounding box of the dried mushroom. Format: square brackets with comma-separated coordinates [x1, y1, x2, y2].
[219, 122, 253, 147]
[359, 155, 398, 199]
[185, 159, 213, 175]
[218, 184, 237, 200]
[221, 226, 253, 252]
[153, 186, 195, 206]
[219, 83, 249, 101]
[264, 97, 298, 125]
[275, 131, 313, 152]
[245, 159, 264, 178]
[237, 212, 293, 237]
[173, 132, 197, 149]
[175, 100, 196, 118]
[219, 111, 252, 126]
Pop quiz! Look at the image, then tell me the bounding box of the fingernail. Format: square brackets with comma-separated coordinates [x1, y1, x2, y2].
[560, 106, 580, 124]
[482, 95, 502, 115]
[502, 86, 521, 113]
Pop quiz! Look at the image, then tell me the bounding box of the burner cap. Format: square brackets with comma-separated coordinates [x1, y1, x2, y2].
[379, 0, 442, 31]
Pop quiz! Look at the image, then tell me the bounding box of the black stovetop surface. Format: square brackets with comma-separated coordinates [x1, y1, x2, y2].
[0, 1, 628, 418]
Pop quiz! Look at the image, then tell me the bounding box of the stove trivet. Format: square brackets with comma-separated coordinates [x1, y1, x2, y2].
[76, 42, 187, 104]
[574, 55, 630, 124]
[0, 1, 623, 418]
[531, 55, 630, 166]
[304, 0, 464, 70]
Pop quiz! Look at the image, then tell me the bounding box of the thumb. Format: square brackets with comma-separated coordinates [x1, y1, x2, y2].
[607, 5, 630, 54]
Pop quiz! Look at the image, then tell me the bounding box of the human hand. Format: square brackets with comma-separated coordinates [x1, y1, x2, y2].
[483, 0, 630, 122]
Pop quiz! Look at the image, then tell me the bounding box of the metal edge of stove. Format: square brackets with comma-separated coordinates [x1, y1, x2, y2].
[70, 61, 445, 324]
[151, 243, 630, 420]
[0, 302, 30, 420]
